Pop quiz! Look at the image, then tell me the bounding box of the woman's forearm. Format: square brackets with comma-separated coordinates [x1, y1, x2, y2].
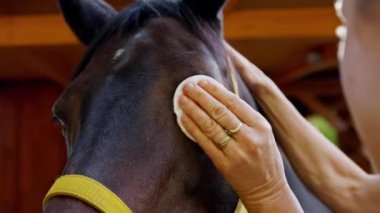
[224, 41, 375, 211]
[250, 79, 367, 212]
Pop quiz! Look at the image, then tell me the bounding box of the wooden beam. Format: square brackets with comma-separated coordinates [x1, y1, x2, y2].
[0, 0, 134, 15]
[282, 78, 342, 97]
[0, 7, 340, 47]
[224, 8, 340, 40]
[0, 45, 83, 84]
[274, 59, 338, 85]
[224, 0, 239, 15]
[273, 43, 339, 84]
[0, 14, 78, 47]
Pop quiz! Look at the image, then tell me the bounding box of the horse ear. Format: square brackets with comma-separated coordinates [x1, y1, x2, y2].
[58, 0, 117, 45]
[183, 0, 226, 19]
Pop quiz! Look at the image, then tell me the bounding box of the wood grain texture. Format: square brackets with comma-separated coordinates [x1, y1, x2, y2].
[0, 81, 66, 213]
[0, 7, 340, 47]
[225, 8, 340, 39]
[0, 0, 133, 15]
[0, 85, 19, 212]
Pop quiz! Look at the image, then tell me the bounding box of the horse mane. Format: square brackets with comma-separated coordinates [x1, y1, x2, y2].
[73, 1, 224, 79]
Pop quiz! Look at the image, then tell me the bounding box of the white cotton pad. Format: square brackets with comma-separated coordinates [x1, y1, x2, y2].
[173, 75, 221, 142]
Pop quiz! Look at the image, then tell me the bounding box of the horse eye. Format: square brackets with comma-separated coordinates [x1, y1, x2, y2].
[52, 115, 66, 129]
[53, 115, 68, 138]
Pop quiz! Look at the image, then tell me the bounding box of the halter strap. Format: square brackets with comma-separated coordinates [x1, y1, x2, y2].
[44, 175, 247, 213]
[228, 58, 240, 98]
[43, 175, 132, 213]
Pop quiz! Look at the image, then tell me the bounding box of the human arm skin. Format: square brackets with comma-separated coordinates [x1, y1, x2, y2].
[226, 43, 380, 212]
[241, 183, 302, 213]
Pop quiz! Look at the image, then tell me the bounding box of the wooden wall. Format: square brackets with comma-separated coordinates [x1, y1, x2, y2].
[0, 80, 66, 213]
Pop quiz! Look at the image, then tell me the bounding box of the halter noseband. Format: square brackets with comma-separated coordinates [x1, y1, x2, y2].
[43, 175, 132, 212]
[44, 174, 247, 212]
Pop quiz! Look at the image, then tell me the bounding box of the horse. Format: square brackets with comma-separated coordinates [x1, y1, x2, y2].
[44, 0, 331, 212]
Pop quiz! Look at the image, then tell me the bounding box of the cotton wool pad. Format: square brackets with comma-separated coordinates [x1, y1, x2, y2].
[173, 75, 221, 142]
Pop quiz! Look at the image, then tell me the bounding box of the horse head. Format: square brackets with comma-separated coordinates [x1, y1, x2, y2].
[45, 0, 242, 212]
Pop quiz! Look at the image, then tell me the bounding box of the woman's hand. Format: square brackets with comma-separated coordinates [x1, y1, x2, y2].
[178, 79, 295, 209]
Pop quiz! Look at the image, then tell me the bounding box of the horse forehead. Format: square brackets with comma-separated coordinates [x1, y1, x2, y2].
[143, 17, 191, 37]
[112, 29, 154, 61]
[117, 18, 199, 53]
[111, 17, 220, 71]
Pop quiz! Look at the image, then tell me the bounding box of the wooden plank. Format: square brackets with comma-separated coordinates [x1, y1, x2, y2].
[0, 85, 19, 213]
[15, 81, 66, 212]
[224, 0, 239, 15]
[237, 0, 333, 9]
[225, 8, 340, 39]
[0, 45, 84, 85]
[0, 7, 340, 47]
[273, 43, 338, 84]
[282, 78, 342, 97]
[274, 59, 338, 85]
[0, 14, 78, 46]
[0, 0, 133, 15]
[0, 81, 66, 212]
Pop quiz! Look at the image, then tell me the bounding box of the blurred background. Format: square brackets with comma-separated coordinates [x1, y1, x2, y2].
[0, 0, 371, 212]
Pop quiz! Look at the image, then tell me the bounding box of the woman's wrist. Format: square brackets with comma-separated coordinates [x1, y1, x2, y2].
[248, 73, 283, 106]
[240, 179, 303, 213]
[246, 72, 274, 96]
[239, 177, 288, 204]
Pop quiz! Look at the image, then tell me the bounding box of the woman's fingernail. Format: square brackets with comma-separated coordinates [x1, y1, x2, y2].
[199, 80, 209, 87]
[179, 96, 189, 105]
[183, 83, 194, 92]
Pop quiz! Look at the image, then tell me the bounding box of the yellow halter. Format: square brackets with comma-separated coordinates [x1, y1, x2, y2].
[43, 175, 132, 212]
[44, 175, 247, 212]
[44, 68, 247, 213]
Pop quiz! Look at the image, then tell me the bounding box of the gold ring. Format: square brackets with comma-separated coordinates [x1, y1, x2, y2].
[226, 122, 243, 136]
[216, 136, 232, 149]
